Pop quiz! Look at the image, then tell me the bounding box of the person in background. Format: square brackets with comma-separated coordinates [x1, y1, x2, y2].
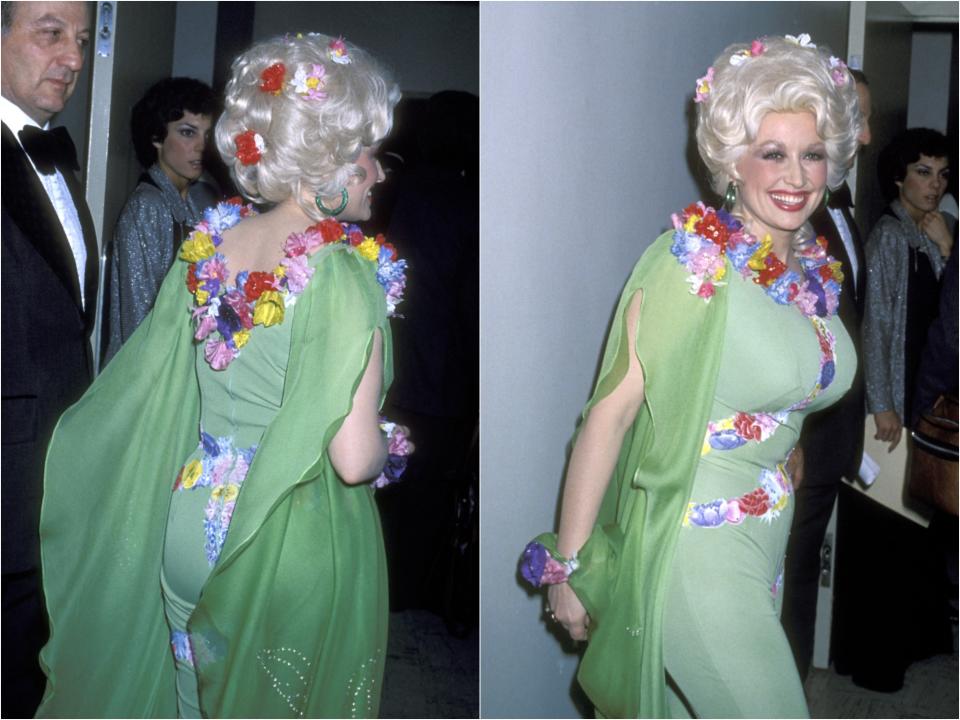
[0, 2, 95, 716]
[782, 69, 872, 682]
[104, 77, 219, 362]
[863, 128, 954, 451]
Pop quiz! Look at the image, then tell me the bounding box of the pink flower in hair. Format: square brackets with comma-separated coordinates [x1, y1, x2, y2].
[694, 67, 714, 103]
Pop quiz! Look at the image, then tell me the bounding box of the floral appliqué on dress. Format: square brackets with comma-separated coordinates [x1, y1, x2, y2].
[173, 431, 258, 566]
[672, 201, 845, 530]
[683, 464, 792, 528]
[180, 198, 407, 371]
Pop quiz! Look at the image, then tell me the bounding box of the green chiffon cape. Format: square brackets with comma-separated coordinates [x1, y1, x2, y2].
[38, 243, 392, 718]
[542, 231, 728, 718]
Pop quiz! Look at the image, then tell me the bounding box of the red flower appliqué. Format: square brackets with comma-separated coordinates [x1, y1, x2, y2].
[186, 263, 199, 294]
[244, 271, 276, 301]
[313, 218, 346, 244]
[733, 412, 762, 441]
[756, 255, 787, 287]
[738, 488, 772, 516]
[695, 212, 729, 251]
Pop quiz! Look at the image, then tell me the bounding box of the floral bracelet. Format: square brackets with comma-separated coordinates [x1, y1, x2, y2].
[519, 541, 580, 588]
[372, 419, 412, 488]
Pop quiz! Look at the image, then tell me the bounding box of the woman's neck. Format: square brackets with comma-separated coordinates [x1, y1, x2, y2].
[898, 195, 927, 226]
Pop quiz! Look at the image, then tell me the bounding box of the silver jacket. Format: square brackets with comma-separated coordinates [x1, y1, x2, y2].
[104, 163, 217, 362]
[862, 199, 955, 420]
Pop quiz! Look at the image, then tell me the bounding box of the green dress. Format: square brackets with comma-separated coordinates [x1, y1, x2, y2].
[526, 205, 853, 718]
[38, 207, 395, 718]
[662, 259, 853, 718]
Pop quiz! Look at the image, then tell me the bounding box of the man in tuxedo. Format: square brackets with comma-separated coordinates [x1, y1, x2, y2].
[1, 2, 95, 715]
[781, 72, 873, 682]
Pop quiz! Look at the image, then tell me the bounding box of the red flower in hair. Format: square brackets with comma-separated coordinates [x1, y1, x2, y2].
[259, 63, 286, 94]
[234, 130, 264, 166]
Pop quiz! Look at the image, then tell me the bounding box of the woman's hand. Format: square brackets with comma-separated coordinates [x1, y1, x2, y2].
[920, 212, 953, 258]
[873, 410, 903, 452]
[548, 582, 590, 642]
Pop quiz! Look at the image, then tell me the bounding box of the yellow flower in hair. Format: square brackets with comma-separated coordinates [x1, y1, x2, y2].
[253, 290, 285, 327]
[182, 460, 203, 489]
[684, 214, 700, 232]
[180, 231, 215, 262]
[195, 289, 210, 306]
[357, 238, 380, 262]
[234, 330, 251, 348]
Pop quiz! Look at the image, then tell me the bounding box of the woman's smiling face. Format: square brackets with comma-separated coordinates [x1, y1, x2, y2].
[734, 111, 828, 245]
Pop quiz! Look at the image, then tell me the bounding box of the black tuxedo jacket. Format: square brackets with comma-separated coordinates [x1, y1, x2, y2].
[1, 122, 98, 572]
[801, 188, 867, 485]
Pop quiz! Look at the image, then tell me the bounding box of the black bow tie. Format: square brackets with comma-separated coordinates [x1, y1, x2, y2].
[18, 125, 79, 176]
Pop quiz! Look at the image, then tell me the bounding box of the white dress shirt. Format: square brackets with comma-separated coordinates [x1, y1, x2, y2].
[828, 204, 860, 288]
[1, 95, 88, 308]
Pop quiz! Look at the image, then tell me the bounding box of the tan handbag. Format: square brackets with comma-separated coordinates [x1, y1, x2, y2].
[909, 395, 959, 515]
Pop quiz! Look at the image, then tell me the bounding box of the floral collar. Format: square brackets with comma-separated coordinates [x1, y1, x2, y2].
[179, 198, 407, 370]
[669, 201, 843, 318]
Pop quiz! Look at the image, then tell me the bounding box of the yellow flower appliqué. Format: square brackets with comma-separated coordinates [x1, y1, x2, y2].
[180, 231, 215, 262]
[182, 459, 203, 489]
[357, 238, 381, 262]
[253, 291, 285, 327]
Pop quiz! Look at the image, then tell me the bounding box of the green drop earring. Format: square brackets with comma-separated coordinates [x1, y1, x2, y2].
[723, 181, 738, 211]
[316, 188, 349, 216]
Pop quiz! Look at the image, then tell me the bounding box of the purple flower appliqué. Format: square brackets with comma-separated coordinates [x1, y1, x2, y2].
[520, 541, 549, 587]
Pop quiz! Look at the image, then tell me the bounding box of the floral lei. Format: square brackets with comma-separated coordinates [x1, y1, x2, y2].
[669, 201, 843, 318]
[180, 198, 407, 371]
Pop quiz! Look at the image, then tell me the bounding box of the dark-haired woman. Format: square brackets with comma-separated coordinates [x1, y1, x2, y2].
[105, 77, 219, 361]
[863, 127, 955, 449]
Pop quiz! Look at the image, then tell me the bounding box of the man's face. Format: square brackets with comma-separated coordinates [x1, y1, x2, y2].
[1, 2, 90, 125]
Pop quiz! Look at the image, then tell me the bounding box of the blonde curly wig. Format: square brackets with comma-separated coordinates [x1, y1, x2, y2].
[215, 33, 400, 220]
[696, 35, 862, 194]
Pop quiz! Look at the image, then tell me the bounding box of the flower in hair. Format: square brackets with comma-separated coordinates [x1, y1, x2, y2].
[829, 56, 849, 86]
[730, 38, 766, 66]
[291, 64, 328, 100]
[259, 63, 286, 94]
[234, 130, 265, 166]
[694, 66, 714, 104]
[328, 37, 351, 64]
[785, 33, 816, 48]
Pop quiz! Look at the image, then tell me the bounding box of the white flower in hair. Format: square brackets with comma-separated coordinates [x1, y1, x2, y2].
[785, 33, 816, 48]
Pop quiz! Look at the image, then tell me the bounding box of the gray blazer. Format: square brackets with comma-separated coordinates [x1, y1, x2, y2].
[862, 199, 955, 420]
[104, 163, 218, 362]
